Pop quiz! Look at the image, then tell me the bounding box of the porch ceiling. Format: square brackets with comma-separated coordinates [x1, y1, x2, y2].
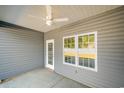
[0, 5, 120, 32]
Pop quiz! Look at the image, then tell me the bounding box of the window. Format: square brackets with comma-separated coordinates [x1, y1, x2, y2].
[78, 32, 97, 71]
[63, 32, 97, 72]
[63, 36, 76, 66]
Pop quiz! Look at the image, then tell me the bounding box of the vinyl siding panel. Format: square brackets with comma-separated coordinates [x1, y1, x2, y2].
[0, 26, 44, 80]
[44, 6, 124, 87]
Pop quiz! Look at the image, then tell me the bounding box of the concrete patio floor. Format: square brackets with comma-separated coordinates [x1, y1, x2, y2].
[0, 68, 89, 88]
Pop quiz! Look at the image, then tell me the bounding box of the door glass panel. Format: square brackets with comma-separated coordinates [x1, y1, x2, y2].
[48, 43, 53, 65]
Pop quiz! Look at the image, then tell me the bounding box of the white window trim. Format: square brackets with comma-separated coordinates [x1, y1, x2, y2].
[63, 35, 77, 66]
[77, 32, 97, 72]
[63, 32, 97, 72]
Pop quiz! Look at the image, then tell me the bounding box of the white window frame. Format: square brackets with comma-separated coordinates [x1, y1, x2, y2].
[77, 32, 97, 72]
[63, 32, 97, 72]
[63, 35, 77, 67]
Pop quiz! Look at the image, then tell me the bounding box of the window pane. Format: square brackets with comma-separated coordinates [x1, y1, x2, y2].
[83, 35, 88, 48]
[78, 36, 83, 48]
[65, 56, 68, 62]
[84, 58, 88, 67]
[89, 42, 95, 48]
[78, 36, 82, 42]
[71, 56, 75, 64]
[78, 35, 89, 48]
[79, 57, 83, 66]
[70, 38, 73, 48]
[72, 37, 75, 43]
[71, 43, 75, 48]
[69, 38, 71, 48]
[89, 34, 95, 48]
[68, 56, 71, 63]
[89, 34, 95, 42]
[89, 58, 95, 68]
[64, 37, 75, 48]
[64, 38, 68, 48]
[71, 37, 75, 48]
[48, 43, 53, 51]
[48, 60, 53, 65]
[67, 38, 69, 48]
[83, 35, 88, 42]
[64, 56, 75, 64]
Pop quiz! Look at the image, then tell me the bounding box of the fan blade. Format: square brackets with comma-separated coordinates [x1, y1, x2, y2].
[53, 18, 69, 22]
[46, 5, 52, 19]
[28, 15, 46, 21]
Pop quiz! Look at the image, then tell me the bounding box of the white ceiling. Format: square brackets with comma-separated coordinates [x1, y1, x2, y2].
[0, 5, 120, 32]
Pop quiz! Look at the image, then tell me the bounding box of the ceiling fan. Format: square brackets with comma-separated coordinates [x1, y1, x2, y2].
[28, 5, 69, 26]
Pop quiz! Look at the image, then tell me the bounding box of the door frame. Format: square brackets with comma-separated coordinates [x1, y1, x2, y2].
[46, 39, 54, 70]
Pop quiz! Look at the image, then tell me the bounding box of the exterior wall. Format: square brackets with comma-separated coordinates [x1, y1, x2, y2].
[0, 24, 44, 80]
[44, 6, 124, 87]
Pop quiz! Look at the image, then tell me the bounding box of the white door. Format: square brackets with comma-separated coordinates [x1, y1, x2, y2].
[46, 39, 54, 70]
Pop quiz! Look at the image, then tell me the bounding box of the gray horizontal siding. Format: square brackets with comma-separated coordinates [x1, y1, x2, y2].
[0, 27, 44, 80]
[44, 6, 124, 87]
